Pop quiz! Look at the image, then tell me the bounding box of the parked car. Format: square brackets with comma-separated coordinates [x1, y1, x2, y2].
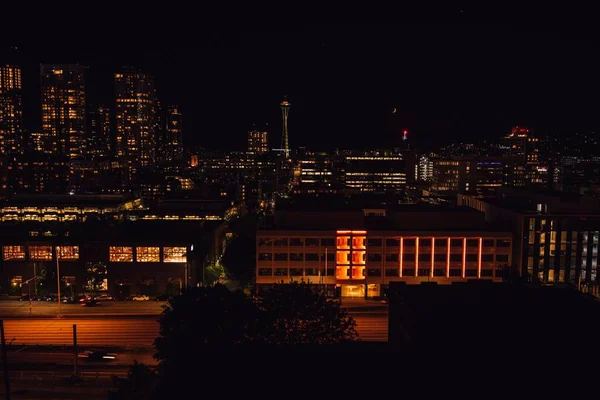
[94, 294, 114, 301]
[19, 295, 38, 301]
[132, 295, 150, 301]
[78, 349, 117, 361]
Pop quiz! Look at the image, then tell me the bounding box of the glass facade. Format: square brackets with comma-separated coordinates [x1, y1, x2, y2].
[163, 247, 187, 263]
[29, 245, 52, 261]
[109, 246, 133, 262]
[3, 245, 25, 260]
[136, 247, 160, 262]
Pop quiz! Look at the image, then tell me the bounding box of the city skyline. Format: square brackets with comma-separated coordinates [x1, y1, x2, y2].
[4, 22, 598, 152]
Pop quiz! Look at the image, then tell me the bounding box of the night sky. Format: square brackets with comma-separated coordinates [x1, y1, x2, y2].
[4, 21, 599, 152]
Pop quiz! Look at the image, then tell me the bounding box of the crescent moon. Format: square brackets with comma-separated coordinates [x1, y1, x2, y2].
[392, 108, 397, 114]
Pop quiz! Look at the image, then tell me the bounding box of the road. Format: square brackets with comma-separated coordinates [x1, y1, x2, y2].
[0, 299, 388, 343]
[0, 300, 164, 317]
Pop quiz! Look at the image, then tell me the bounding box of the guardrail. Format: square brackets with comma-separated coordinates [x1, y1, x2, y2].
[8, 370, 128, 381]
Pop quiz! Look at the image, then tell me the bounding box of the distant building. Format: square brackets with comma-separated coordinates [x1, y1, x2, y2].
[87, 105, 111, 160]
[503, 126, 542, 187]
[29, 132, 45, 153]
[115, 71, 156, 186]
[40, 65, 87, 160]
[248, 129, 268, 154]
[418, 155, 433, 182]
[295, 151, 335, 194]
[0, 64, 24, 156]
[165, 106, 183, 161]
[256, 196, 513, 297]
[343, 151, 407, 193]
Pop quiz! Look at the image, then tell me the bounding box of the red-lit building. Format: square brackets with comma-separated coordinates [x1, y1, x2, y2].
[256, 196, 513, 297]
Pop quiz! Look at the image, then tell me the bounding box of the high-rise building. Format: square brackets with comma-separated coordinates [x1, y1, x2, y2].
[115, 71, 156, 185]
[0, 64, 24, 156]
[418, 155, 434, 182]
[248, 129, 268, 154]
[165, 106, 183, 161]
[40, 65, 86, 159]
[280, 98, 290, 158]
[29, 132, 46, 153]
[503, 126, 541, 187]
[344, 151, 407, 192]
[87, 105, 111, 160]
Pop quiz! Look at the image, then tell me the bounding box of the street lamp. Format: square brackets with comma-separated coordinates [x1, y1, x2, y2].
[56, 246, 62, 318]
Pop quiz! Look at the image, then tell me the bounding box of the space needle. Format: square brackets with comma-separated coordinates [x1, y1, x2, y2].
[280, 97, 291, 159]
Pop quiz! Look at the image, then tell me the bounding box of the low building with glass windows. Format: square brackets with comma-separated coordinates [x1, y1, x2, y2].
[459, 187, 600, 285]
[0, 219, 226, 297]
[256, 197, 513, 297]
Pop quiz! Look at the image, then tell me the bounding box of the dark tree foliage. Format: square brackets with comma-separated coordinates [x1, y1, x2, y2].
[109, 361, 159, 400]
[220, 233, 256, 286]
[154, 284, 259, 361]
[260, 281, 359, 345]
[116, 282, 359, 398]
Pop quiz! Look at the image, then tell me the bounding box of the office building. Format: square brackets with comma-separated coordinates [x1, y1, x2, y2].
[248, 129, 268, 154]
[344, 151, 407, 192]
[294, 151, 335, 194]
[459, 187, 600, 285]
[256, 196, 512, 297]
[0, 218, 226, 296]
[503, 126, 543, 187]
[115, 71, 156, 186]
[41, 65, 86, 159]
[0, 64, 24, 156]
[418, 155, 433, 182]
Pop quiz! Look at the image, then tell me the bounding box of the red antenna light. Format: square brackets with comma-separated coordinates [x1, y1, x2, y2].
[402, 130, 408, 140]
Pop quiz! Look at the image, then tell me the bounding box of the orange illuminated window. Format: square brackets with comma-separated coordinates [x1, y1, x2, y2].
[110, 246, 133, 262]
[351, 266, 365, 280]
[164, 247, 187, 263]
[336, 251, 350, 264]
[352, 236, 366, 249]
[58, 246, 79, 260]
[336, 237, 350, 249]
[352, 251, 366, 265]
[336, 266, 350, 280]
[136, 247, 160, 262]
[29, 245, 52, 261]
[3, 246, 25, 261]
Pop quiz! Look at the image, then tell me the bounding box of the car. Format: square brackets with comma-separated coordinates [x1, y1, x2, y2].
[81, 299, 101, 307]
[153, 294, 171, 301]
[78, 349, 117, 361]
[132, 295, 150, 301]
[94, 294, 114, 301]
[19, 294, 38, 301]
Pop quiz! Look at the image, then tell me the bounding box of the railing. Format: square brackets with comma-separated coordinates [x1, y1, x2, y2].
[8, 370, 128, 381]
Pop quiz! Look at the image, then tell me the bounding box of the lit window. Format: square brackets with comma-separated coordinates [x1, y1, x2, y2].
[3, 246, 25, 261]
[109, 246, 133, 262]
[136, 247, 160, 262]
[58, 246, 79, 260]
[163, 247, 187, 263]
[29, 246, 52, 261]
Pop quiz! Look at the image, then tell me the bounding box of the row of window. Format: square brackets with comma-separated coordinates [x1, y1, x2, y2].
[2, 246, 187, 263]
[258, 252, 510, 263]
[257, 268, 500, 278]
[258, 237, 511, 248]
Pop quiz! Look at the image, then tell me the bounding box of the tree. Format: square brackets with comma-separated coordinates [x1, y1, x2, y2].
[154, 284, 258, 363]
[259, 281, 359, 345]
[220, 233, 256, 287]
[110, 361, 159, 400]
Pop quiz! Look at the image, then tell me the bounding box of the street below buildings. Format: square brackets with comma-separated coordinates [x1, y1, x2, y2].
[0, 298, 388, 345]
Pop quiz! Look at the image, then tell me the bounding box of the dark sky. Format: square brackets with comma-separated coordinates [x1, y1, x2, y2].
[4, 21, 599, 152]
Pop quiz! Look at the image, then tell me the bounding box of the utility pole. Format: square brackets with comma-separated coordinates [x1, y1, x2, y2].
[56, 246, 61, 318]
[72, 324, 78, 376]
[0, 320, 11, 400]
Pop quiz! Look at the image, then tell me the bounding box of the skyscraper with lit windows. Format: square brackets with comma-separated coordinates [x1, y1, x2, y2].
[40, 65, 86, 159]
[0, 64, 24, 156]
[248, 129, 268, 154]
[165, 105, 183, 161]
[87, 105, 111, 160]
[115, 71, 156, 185]
[280, 98, 290, 158]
